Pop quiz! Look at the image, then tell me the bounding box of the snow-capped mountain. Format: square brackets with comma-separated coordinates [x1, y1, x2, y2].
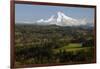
[36, 12, 91, 26]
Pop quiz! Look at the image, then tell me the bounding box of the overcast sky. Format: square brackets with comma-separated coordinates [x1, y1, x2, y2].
[15, 4, 95, 23]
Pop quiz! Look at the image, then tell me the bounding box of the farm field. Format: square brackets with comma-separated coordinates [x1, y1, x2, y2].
[55, 43, 92, 52]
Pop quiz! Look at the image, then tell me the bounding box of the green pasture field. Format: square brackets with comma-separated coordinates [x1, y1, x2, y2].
[54, 43, 92, 53]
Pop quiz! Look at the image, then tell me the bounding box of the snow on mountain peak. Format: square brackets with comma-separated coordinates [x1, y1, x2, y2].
[36, 12, 88, 26]
[44, 15, 55, 23]
[57, 12, 62, 22]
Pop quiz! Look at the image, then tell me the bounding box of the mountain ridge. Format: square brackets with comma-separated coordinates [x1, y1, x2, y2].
[36, 12, 89, 26]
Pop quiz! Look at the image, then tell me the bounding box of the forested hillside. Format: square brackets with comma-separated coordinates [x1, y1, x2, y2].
[15, 24, 95, 66]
